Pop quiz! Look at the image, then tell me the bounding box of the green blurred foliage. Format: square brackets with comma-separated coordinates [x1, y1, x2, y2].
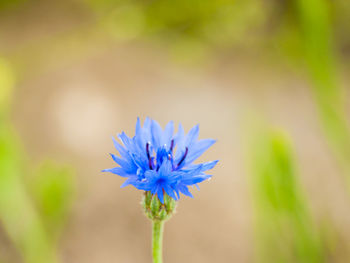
[0, 57, 75, 263]
[0, 125, 58, 263]
[30, 161, 75, 242]
[247, 128, 324, 262]
[86, 0, 268, 61]
[0, 0, 26, 11]
[0, 59, 15, 116]
[294, 0, 350, 181]
[84, 0, 350, 56]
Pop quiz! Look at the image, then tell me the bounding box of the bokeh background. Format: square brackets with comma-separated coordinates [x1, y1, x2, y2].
[0, 0, 350, 262]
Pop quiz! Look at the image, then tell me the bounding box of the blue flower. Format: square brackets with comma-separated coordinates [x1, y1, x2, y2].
[103, 118, 218, 203]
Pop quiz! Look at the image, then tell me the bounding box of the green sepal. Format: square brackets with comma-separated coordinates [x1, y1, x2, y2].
[158, 207, 168, 221]
[143, 191, 152, 210]
[150, 194, 161, 216]
[164, 194, 176, 213]
[142, 191, 177, 222]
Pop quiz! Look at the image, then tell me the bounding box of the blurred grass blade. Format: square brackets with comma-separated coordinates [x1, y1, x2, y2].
[247, 128, 323, 262]
[0, 56, 75, 262]
[0, 58, 15, 117]
[30, 160, 75, 242]
[0, 125, 58, 263]
[295, 0, 350, 177]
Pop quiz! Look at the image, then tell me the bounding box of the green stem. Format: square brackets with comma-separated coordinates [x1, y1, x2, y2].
[152, 220, 164, 263]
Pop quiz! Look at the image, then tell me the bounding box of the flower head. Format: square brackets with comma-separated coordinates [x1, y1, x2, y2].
[103, 118, 218, 203]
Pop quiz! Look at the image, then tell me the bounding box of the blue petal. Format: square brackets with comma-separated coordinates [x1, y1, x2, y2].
[175, 123, 185, 144]
[144, 169, 157, 179]
[164, 121, 174, 147]
[102, 167, 129, 177]
[142, 118, 152, 142]
[159, 159, 172, 176]
[185, 139, 216, 164]
[175, 124, 199, 163]
[135, 117, 142, 136]
[143, 117, 151, 130]
[109, 153, 137, 173]
[174, 123, 185, 159]
[120, 178, 136, 188]
[151, 185, 158, 195]
[186, 160, 218, 172]
[201, 160, 218, 171]
[157, 186, 164, 203]
[181, 174, 211, 185]
[118, 132, 136, 152]
[109, 153, 127, 166]
[151, 120, 163, 149]
[112, 137, 129, 159]
[185, 124, 199, 146]
[164, 184, 178, 200]
[130, 153, 148, 171]
[178, 184, 193, 198]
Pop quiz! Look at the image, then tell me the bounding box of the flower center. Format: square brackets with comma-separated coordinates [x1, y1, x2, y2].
[156, 178, 166, 184]
[145, 141, 188, 171]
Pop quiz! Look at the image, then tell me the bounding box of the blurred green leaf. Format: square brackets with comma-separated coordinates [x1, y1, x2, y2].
[0, 62, 74, 261]
[86, 0, 268, 53]
[0, 58, 15, 115]
[247, 127, 324, 263]
[0, 0, 26, 11]
[30, 160, 75, 241]
[295, 0, 350, 179]
[0, 125, 58, 263]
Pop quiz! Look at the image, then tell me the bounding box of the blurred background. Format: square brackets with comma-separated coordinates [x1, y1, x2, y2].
[0, 0, 350, 262]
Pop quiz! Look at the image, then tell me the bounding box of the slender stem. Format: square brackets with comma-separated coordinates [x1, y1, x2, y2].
[152, 220, 164, 263]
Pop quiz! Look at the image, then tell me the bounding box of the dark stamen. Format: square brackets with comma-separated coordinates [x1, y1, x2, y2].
[146, 143, 153, 169]
[177, 147, 188, 167]
[170, 139, 175, 152]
